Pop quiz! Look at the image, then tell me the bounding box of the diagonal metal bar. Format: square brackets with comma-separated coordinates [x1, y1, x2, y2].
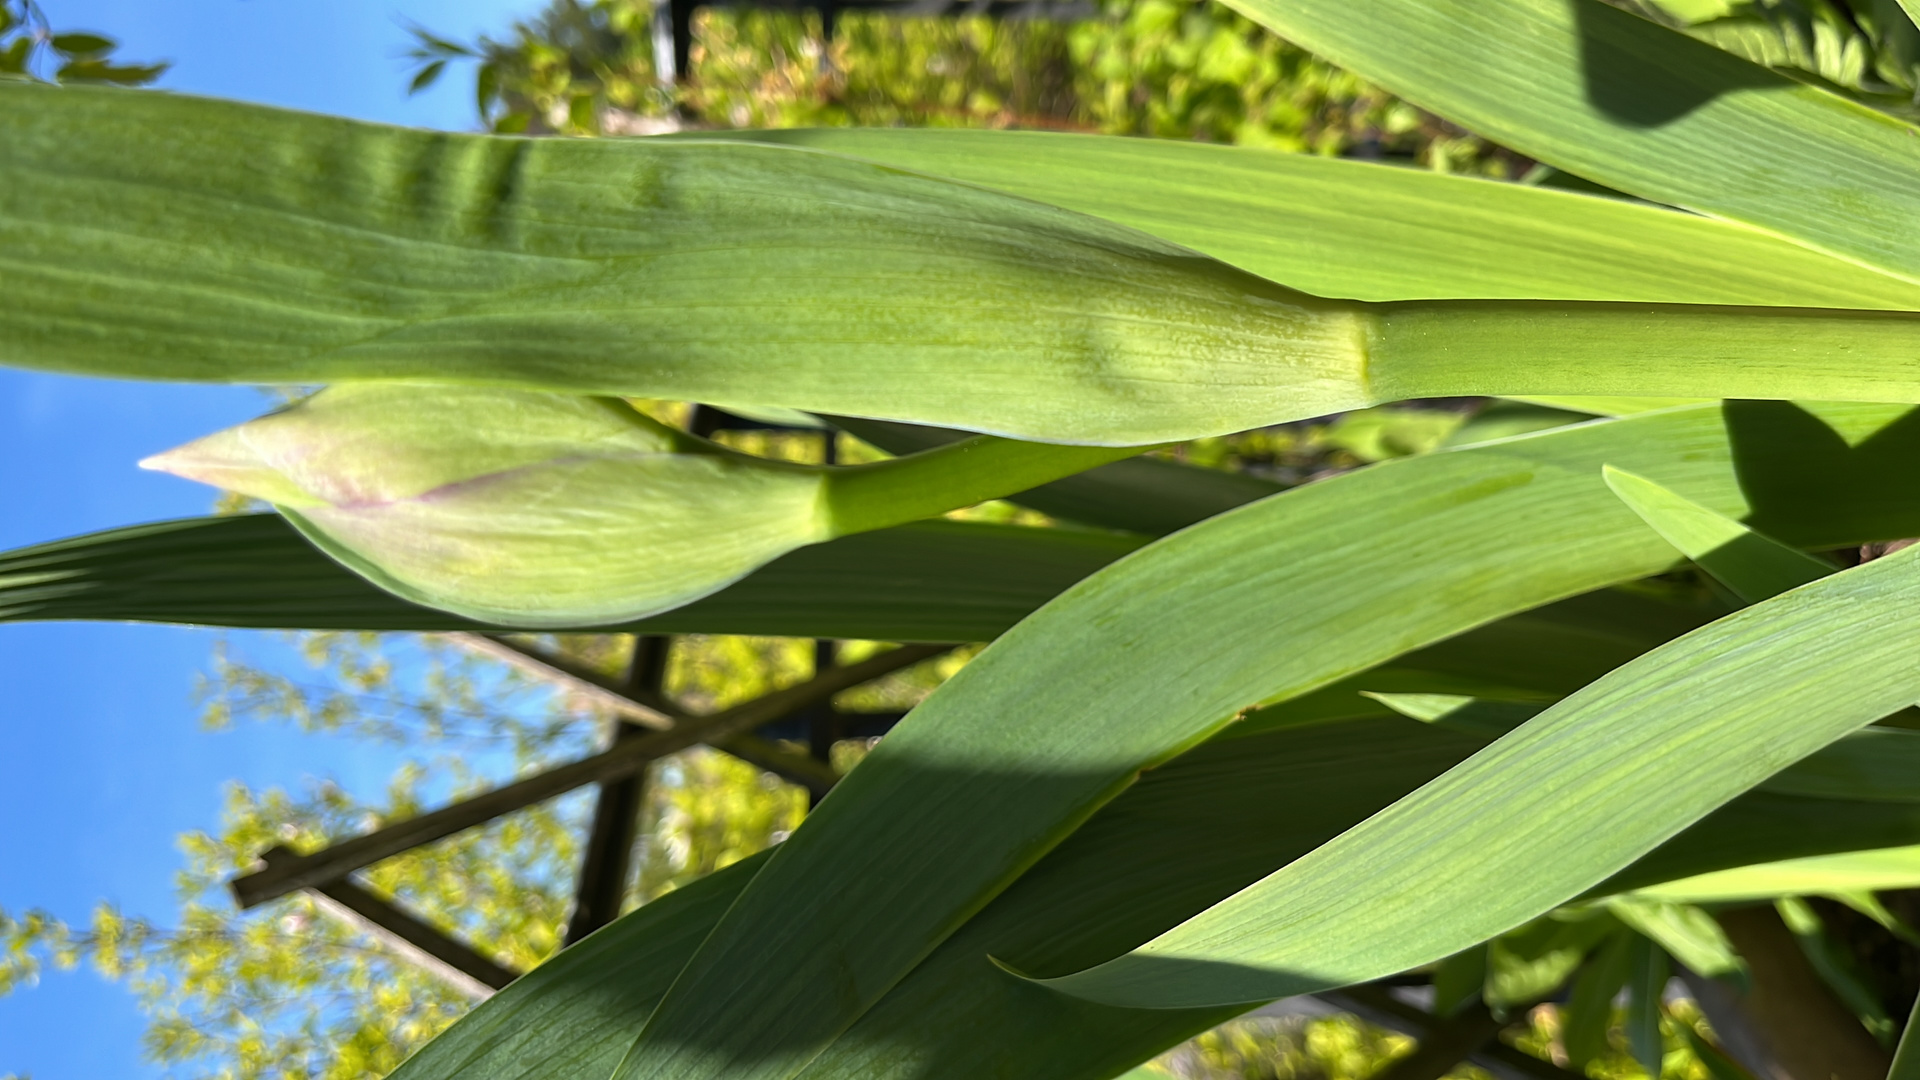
[452, 632, 677, 730]
[230, 643, 949, 908]
[450, 633, 845, 793]
[265, 847, 522, 1000]
[722, 732, 840, 796]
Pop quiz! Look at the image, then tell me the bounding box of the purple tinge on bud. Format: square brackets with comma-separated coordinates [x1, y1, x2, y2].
[143, 384, 831, 626]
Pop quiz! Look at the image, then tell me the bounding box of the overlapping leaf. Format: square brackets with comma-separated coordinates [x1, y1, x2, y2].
[393, 654, 1920, 1080]
[0, 515, 1142, 643]
[1224, 0, 1920, 285]
[710, 127, 1920, 307]
[17, 85, 1920, 446]
[1035, 542, 1920, 1010]
[606, 402, 1920, 1080]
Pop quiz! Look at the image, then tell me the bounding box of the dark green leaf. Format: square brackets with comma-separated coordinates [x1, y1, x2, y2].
[1221, 0, 1920, 288]
[48, 33, 113, 57]
[1564, 930, 1636, 1067]
[1627, 938, 1670, 1077]
[0, 515, 1143, 642]
[409, 58, 447, 95]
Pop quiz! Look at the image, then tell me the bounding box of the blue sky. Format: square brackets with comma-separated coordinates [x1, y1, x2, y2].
[0, 3, 536, 1075]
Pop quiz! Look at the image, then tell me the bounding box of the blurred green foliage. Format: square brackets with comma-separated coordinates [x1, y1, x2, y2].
[0, 0, 165, 85]
[407, 0, 1521, 174]
[0, 621, 961, 1079]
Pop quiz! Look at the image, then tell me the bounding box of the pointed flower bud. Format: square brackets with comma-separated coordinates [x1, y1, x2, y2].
[144, 384, 1147, 627]
[142, 384, 831, 627]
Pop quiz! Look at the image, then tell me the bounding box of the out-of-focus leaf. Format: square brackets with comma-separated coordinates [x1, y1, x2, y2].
[409, 58, 447, 94]
[1677, 1021, 1761, 1080]
[1363, 692, 1544, 739]
[476, 60, 499, 116]
[1832, 890, 1920, 944]
[1626, 937, 1670, 1077]
[0, 36, 30, 75]
[1775, 897, 1895, 1044]
[1608, 898, 1745, 981]
[1430, 947, 1487, 1017]
[1893, 988, 1920, 1080]
[48, 33, 112, 56]
[1485, 911, 1620, 1007]
[53, 57, 166, 84]
[1564, 930, 1636, 1067]
[1222, 0, 1920, 287]
[1510, 396, 1717, 416]
[1439, 402, 1591, 448]
[1761, 728, 1920, 802]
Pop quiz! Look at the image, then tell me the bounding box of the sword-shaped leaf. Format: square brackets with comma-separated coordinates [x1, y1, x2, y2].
[1603, 465, 1836, 602]
[709, 128, 1920, 308]
[0, 515, 1143, 643]
[1034, 548, 1920, 1010]
[1630, 844, 1920, 903]
[1221, 0, 1920, 287]
[392, 687, 1920, 1080]
[18, 85, 1920, 444]
[608, 402, 1920, 1080]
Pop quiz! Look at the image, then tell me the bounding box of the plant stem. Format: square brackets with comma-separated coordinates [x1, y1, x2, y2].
[822, 436, 1144, 537]
[1369, 301, 1920, 407]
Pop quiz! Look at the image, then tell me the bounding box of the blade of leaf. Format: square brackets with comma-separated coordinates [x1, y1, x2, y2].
[1033, 546, 1920, 1010]
[21, 86, 1920, 444]
[1892, 989, 1920, 1080]
[1774, 897, 1895, 1043]
[1627, 938, 1671, 1078]
[0, 515, 1143, 642]
[1564, 930, 1637, 1067]
[389, 852, 764, 1080]
[391, 694, 1920, 1080]
[1629, 844, 1920, 903]
[1218, 0, 1920, 287]
[611, 402, 1920, 1080]
[1603, 465, 1835, 603]
[1486, 911, 1621, 1007]
[710, 128, 1920, 309]
[1430, 947, 1488, 1017]
[1607, 899, 1745, 982]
